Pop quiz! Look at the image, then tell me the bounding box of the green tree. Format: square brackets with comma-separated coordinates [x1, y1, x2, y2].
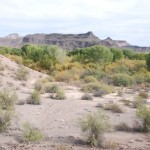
[146, 53, 150, 70]
[74, 45, 113, 64]
[110, 48, 124, 61]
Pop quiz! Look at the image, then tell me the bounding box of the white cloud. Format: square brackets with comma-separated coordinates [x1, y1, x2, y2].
[0, 0, 150, 46]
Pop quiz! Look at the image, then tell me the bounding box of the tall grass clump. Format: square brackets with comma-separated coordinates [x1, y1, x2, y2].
[22, 122, 43, 143]
[0, 89, 18, 110]
[15, 66, 29, 81]
[80, 110, 110, 147]
[27, 90, 41, 105]
[136, 105, 150, 132]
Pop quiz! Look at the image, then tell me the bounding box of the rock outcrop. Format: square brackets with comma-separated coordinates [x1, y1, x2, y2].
[0, 32, 149, 52]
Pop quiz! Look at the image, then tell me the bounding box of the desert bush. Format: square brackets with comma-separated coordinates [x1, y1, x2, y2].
[117, 89, 124, 97]
[112, 73, 133, 87]
[121, 99, 132, 106]
[138, 91, 149, 99]
[22, 122, 43, 143]
[82, 82, 113, 94]
[45, 76, 55, 82]
[0, 89, 18, 110]
[15, 66, 29, 81]
[51, 88, 66, 100]
[80, 110, 110, 147]
[81, 93, 93, 100]
[93, 89, 106, 97]
[136, 105, 150, 132]
[0, 109, 12, 132]
[34, 81, 44, 91]
[55, 71, 72, 82]
[84, 76, 98, 83]
[27, 90, 41, 105]
[44, 83, 59, 93]
[132, 96, 147, 108]
[104, 104, 123, 113]
[110, 48, 124, 62]
[115, 122, 131, 132]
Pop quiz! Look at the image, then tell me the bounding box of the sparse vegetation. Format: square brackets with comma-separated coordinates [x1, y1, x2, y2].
[84, 76, 98, 83]
[15, 66, 29, 81]
[0, 109, 12, 132]
[104, 104, 123, 113]
[136, 105, 150, 132]
[115, 122, 131, 132]
[81, 93, 93, 100]
[0, 89, 18, 110]
[80, 110, 110, 147]
[27, 90, 41, 105]
[51, 88, 66, 100]
[138, 91, 149, 99]
[22, 122, 43, 143]
[132, 96, 147, 108]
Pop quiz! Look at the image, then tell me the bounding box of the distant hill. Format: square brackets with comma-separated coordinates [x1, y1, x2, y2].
[0, 32, 149, 52]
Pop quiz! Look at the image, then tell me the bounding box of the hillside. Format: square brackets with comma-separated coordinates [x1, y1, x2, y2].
[0, 55, 150, 149]
[0, 32, 149, 52]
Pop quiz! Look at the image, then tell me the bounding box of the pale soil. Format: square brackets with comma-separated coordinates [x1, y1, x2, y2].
[0, 55, 150, 150]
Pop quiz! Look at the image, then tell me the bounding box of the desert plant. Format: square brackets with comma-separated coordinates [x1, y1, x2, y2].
[44, 83, 59, 93]
[93, 89, 106, 97]
[34, 81, 44, 91]
[15, 66, 29, 81]
[138, 91, 149, 99]
[132, 96, 147, 108]
[104, 104, 123, 113]
[115, 122, 131, 132]
[0, 109, 12, 132]
[51, 88, 66, 100]
[136, 105, 150, 132]
[22, 122, 43, 143]
[82, 82, 113, 94]
[112, 73, 133, 87]
[0, 89, 18, 110]
[80, 110, 110, 147]
[27, 90, 41, 105]
[84, 76, 98, 83]
[121, 99, 131, 106]
[81, 93, 93, 100]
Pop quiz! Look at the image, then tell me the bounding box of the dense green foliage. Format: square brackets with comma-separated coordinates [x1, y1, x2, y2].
[0, 44, 150, 88]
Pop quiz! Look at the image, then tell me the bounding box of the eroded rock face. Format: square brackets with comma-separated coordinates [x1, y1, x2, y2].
[0, 32, 149, 52]
[22, 31, 103, 50]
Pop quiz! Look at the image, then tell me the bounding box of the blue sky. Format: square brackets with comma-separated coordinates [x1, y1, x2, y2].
[0, 0, 150, 46]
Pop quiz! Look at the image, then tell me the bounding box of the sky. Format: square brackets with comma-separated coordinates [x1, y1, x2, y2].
[0, 0, 150, 46]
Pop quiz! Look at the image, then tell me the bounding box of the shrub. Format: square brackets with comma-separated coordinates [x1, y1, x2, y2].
[0, 89, 18, 110]
[110, 48, 124, 62]
[138, 91, 149, 99]
[15, 66, 29, 81]
[81, 93, 93, 100]
[136, 105, 150, 132]
[27, 90, 41, 105]
[132, 96, 147, 108]
[55, 71, 72, 82]
[113, 73, 133, 87]
[115, 122, 131, 132]
[121, 99, 131, 106]
[82, 82, 113, 94]
[51, 88, 66, 100]
[93, 89, 106, 97]
[22, 122, 43, 143]
[104, 104, 123, 113]
[84, 76, 98, 83]
[80, 110, 110, 147]
[44, 83, 59, 93]
[34, 81, 44, 91]
[0, 109, 12, 132]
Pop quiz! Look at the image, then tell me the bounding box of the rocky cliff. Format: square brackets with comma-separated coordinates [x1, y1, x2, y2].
[0, 32, 149, 52]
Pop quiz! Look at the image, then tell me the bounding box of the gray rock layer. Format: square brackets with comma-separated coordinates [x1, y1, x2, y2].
[0, 32, 149, 52]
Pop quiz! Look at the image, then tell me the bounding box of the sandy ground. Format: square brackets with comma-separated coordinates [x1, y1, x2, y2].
[0, 55, 150, 150]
